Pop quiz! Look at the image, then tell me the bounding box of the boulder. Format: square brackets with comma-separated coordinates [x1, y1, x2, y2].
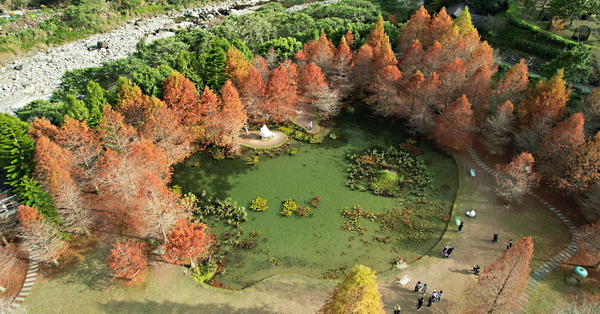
[97, 41, 109, 49]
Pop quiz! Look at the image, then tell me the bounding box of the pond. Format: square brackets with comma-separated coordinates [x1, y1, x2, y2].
[172, 111, 458, 289]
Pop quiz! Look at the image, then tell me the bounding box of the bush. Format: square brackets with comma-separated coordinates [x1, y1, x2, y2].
[250, 197, 268, 211]
[286, 147, 298, 155]
[281, 199, 299, 216]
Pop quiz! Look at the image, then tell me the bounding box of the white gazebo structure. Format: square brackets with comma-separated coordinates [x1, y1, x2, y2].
[259, 125, 275, 139]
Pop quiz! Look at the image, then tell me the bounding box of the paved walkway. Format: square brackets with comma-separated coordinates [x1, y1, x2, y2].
[466, 147, 580, 313]
[8, 250, 39, 312]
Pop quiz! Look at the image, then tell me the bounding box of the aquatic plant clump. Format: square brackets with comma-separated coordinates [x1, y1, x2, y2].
[250, 197, 268, 211]
[346, 145, 433, 197]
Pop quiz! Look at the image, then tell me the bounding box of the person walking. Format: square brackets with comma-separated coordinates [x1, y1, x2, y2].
[447, 247, 455, 257]
[427, 295, 434, 307]
[431, 290, 437, 301]
[421, 283, 428, 295]
[442, 246, 448, 258]
[414, 281, 422, 292]
[507, 239, 513, 249]
[308, 121, 313, 130]
[458, 221, 464, 233]
[394, 304, 402, 314]
[493, 233, 498, 244]
[437, 290, 444, 302]
[473, 264, 480, 275]
[417, 297, 424, 311]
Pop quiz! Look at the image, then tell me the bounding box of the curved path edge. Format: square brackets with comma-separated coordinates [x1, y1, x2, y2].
[7, 250, 39, 312]
[466, 147, 580, 313]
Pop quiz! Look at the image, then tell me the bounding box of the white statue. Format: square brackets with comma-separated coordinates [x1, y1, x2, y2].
[260, 125, 275, 138]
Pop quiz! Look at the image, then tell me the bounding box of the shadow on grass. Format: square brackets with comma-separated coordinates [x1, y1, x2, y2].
[63, 242, 113, 291]
[448, 267, 473, 275]
[97, 299, 279, 313]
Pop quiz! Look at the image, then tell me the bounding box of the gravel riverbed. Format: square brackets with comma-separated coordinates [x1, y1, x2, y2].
[0, 0, 271, 114]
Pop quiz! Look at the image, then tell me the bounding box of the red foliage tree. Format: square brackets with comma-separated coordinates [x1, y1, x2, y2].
[98, 105, 138, 153]
[299, 62, 328, 103]
[492, 59, 529, 107]
[462, 65, 493, 122]
[367, 65, 402, 116]
[115, 77, 154, 129]
[226, 46, 251, 86]
[430, 95, 475, 150]
[398, 6, 431, 52]
[34, 135, 93, 235]
[366, 16, 397, 71]
[134, 173, 183, 242]
[199, 85, 223, 146]
[419, 41, 444, 77]
[422, 7, 453, 49]
[538, 113, 586, 179]
[162, 72, 201, 126]
[106, 239, 148, 285]
[482, 100, 515, 154]
[494, 152, 540, 203]
[398, 39, 424, 77]
[238, 65, 266, 122]
[304, 33, 335, 77]
[576, 221, 600, 269]
[438, 58, 467, 108]
[218, 80, 248, 154]
[264, 60, 298, 122]
[351, 44, 374, 93]
[29, 117, 59, 140]
[164, 217, 215, 267]
[17, 205, 65, 265]
[141, 104, 193, 164]
[331, 36, 353, 96]
[55, 117, 102, 188]
[465, 237, 534, 313]
[554, 131, 600, 194]
[518, 69, 569, 127]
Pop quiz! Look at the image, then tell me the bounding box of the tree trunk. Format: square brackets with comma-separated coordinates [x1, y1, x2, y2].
[190, 258, 196, 269]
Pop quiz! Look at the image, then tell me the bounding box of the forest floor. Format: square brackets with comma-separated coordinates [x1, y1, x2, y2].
[16, 138, 586, 313]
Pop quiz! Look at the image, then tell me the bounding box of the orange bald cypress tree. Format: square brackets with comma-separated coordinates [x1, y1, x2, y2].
[17, 205, 65, 265]
[398, 39, 424, 76]
[238, 65, 266, 122]
[465, 237, 534, 313]
[141, 104, 193, 164]
[494, 152, 540, 203]
[165, 217, 215, 267]
[264, 60, 298, 122]
[422, 7, 453, 49]
[366, 16, 397, 71]
[367, 65, 402, 116]
[304, 33, 335, 77]
[98, 105, 138, 154]
[463, 65, 493, 122]
[492, 59, 530, 106]
[218, 80, 248, 154]
[538, 113, 586, 179]
[431, 95, 475, 150]
[419, 41, 443, 77]
[199, 85, 222, 146]
[438, 58, 467, 108]
[482, 100, 515, 154]
[398, 6, 431, 51]
[162, 72, 201, 126]
[106, 239, 148, 285]
[319, 265, 384, 314]
[518, 69, 569, 127]
[555, 131, 600, 194]
[226, 46, 252, 86]
[351, 44, 374, 93]
[332, 36, 353, 96]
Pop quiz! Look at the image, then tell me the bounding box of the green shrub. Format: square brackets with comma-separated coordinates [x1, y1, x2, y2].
[191, 258, 218, 283]
[245, 155, 260, 165]
[250, 197, 268, 211]
[286, 147, 298, 155]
